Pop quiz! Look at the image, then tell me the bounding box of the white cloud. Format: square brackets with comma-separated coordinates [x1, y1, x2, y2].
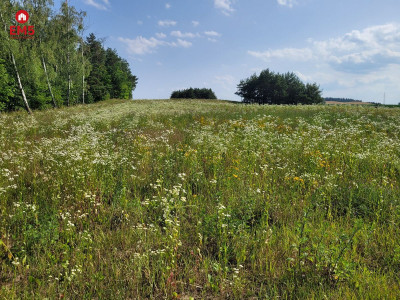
[204, 31, 221, 37]
[192, 21, 200, 27]
[312, 23, 400, 73]
[249, 23, 400, 74]
[155, 32, 167, 39]
[248, 48, 313, 61]
[158, 20, 177, 27]
[119, 33, 194, 55]
[277, 0, 296, 8]
[214, 0, 235, 16]
[84, 0, 109, 10]
[118, 36, 165, 55]
[165, 3, 171, 9]
[171, 31, 199, 38]
[176, 39, 192, 48]
[137, 20, 143, 25]
[208, 38, 218, 42]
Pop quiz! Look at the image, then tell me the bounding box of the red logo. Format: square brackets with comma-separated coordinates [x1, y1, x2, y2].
[16, 10, 29, 24]
[10, 10, 34, 39]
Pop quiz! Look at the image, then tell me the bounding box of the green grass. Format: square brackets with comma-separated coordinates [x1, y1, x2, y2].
[1, 99, 400, 299]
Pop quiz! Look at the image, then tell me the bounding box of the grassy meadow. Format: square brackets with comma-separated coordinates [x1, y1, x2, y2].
[1, 99, 400, 299]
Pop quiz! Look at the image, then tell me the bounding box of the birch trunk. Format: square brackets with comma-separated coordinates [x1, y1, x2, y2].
[66, 0, 71, 106]
[0, 11, 32, 114]
[11, 52, 32, 114]
[67, 73, 71, 106]
[82, 44, 85, 104]
[42, 56, 57, 108]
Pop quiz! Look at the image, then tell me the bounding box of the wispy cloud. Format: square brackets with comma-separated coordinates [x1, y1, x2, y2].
[277, 0, 297, 8]
[204, 31, 221, 37]
[192, 21, 200, 27]
[158, 20, 177, 27]
[119, 34, 194, 55]
[248, 48, 313, 61]
[214, 0, 235, 16]
[156, 32, 167, 39]
[176, 39, 192, 48]
[171, 31, 199, 38]
[118, 36, 165, 55]
[84, 0, 110, 10]
[165, 3, 171, 9]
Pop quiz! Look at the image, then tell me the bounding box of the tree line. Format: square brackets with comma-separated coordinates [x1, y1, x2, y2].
[171, 88, 217, 100]
[324, 97, 362, 103]
[236, 69, 324, 105]
[0, 0, 137, 113]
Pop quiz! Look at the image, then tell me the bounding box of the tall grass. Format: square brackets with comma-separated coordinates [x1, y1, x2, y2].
[1, 99, 400, 298]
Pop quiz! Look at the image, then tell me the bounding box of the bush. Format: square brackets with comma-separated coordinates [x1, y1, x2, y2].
[171, 87, 217, 99]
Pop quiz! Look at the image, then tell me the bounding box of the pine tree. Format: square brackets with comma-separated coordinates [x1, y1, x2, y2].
[86, 33, 110, 102]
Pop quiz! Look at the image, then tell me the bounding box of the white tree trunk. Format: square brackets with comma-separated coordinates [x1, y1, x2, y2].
[42, 56, 57, 108]
[1, 11, 32, 114]
[11, 52, 32, 114]
[66, 0, 71, 106]
[82, 44, 85, 104]
[68, 74, 71, 106]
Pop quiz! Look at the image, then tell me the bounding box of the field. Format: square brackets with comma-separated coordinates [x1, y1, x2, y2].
[1, 99, 400, 299]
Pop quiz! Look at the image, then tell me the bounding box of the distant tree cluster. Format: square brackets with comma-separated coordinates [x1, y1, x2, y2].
[236, 69, 324, 105]
[324, 97, 362, 103]
[0, 0, 137, 113]
[171, 88, 217, 99]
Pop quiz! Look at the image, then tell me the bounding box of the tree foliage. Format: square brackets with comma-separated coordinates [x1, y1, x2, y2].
[171, 88, 217, 99]
[0, 58, 14, 111]
[0, 0, 137, 112]
[324, 97, 363, 103]
[236, 69, 324, 105]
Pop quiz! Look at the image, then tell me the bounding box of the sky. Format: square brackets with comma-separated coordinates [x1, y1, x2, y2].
[54, 0, 400, 103]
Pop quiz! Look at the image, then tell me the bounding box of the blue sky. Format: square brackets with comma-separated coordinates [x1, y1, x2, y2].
[55, 0, 400, 103]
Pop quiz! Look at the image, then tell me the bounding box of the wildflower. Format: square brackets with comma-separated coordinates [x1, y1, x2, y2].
[12, 257, 20, 266]
[293, 177, 304, 183]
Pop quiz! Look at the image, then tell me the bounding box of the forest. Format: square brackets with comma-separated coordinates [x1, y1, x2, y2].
[0, 0, 137, 113]
[324, 97, 363, 103]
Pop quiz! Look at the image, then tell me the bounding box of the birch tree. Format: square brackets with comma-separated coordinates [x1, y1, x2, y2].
[57, 0, 85, 106]
[0, 1, 32, 114]
[25, 0, 58, 107]
[0, 0, 137, 113]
